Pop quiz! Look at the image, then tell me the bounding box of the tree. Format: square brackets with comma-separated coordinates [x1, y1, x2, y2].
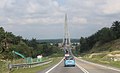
[0, 27, 5, 53]
[79, 21, 120, 54]
[29, 38, 38, 49]
[0, 27, 5, 41]
[97, 27, 114, 43]
[111, 21, 120, 39]
[80, 37, 89, 53]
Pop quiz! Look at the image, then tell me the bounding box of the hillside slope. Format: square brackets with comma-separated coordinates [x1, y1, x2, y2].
[91, 39, 120, 53]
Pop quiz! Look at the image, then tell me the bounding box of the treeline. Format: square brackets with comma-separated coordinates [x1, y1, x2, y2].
[0, 27, 62, 60]
[79, 21, 120, 53]
[38, 39, 79, 43]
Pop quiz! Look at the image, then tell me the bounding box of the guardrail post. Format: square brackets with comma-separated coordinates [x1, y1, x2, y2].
[8, 64, 12, 71]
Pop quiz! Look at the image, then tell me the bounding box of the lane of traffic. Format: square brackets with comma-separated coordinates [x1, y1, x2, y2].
[37, 57, 84, 73]
[38, 56, 120, 73]
[48, 60, 84, 73]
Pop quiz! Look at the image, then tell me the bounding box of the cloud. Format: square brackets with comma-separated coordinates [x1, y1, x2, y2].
[0, 0, 7, 9]
[101, 0, 120, 14]
[23, 17, 64, 25]
[1, 0, 120, 39]
[27, 1, 40, 13]
[5, 16, 64, 26]
[72, 17, 87, 25]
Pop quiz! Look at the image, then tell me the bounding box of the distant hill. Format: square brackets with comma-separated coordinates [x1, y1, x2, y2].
[37, 39, 79, 43]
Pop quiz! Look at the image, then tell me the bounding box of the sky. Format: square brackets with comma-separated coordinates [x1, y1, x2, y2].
[0, 0, 120, 39]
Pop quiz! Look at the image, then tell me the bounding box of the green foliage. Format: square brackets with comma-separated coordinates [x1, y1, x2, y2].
[0, 61, 8, 73]
[83, 52, 120, 68]
[0, 27, 63, 60]
[111, 21, 120, 39]
[79, 21, 120, 54]
[11, 57, 62, 73]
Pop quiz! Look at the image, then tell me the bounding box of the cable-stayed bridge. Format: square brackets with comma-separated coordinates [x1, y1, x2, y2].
[62, 14, 72, 55]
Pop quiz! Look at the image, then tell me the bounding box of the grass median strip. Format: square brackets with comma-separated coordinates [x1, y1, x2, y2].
[10, 57, 62, 73]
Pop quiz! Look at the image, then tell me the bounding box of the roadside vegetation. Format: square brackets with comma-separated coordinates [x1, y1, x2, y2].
[0, 27, 63, 60]
[77, 21, 120, 54]
[0, 27, 63, 73]
[0, 60, 8, 73]
[73, 21, 120, 68]
[11, 57, 62, 73]
[82, 51, 120, 68]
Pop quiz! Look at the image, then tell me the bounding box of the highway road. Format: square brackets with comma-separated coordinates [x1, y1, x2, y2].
[37, 57, 120, 73]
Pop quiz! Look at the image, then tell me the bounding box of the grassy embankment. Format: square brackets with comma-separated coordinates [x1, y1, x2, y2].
[82, 39, 120, 68]
[0, 56, 62, 73]
[0, 56, 51, 72]
[0, 60, 9, 73]
[82, 52, 120, 68]
[11, 57, 62, 73]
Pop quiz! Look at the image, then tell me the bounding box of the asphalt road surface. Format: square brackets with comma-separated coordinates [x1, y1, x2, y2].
[37, 57, 120, 73]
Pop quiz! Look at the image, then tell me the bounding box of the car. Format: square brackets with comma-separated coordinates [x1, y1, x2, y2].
[64, 56, 75, 67]
[65, 53, 69, 57]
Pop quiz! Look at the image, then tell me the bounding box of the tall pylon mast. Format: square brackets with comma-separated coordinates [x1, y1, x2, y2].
[63, 14, 71, 47]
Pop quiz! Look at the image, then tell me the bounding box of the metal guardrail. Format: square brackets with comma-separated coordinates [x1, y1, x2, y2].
[8, 59, 52, 70]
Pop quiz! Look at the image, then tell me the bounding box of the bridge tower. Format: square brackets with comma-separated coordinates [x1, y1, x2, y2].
[63, 14, 71, 54]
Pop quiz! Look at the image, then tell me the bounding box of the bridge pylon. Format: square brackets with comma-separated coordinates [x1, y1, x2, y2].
[62, 14, 71, 54]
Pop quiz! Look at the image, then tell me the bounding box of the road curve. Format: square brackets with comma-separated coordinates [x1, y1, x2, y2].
[37, 57, 120, 73]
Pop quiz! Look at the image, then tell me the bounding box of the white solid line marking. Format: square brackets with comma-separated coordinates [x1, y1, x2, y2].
[76, 63, 89, 73]
[76, 57, 120, 72]
[45, 58, 64, 73]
